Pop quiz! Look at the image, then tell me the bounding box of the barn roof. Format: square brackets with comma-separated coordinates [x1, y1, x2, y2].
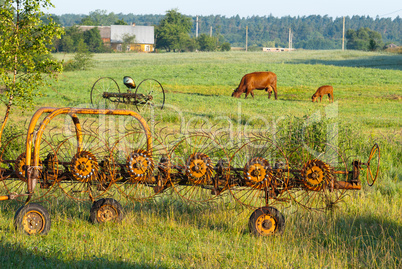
[110, 25, 154, 44]
[78, 26, 111, 39]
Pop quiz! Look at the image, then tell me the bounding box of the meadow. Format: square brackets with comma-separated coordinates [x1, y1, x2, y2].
[0, 50, 401, 268]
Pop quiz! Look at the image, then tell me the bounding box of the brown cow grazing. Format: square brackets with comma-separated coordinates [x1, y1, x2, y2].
[232, 71, 278, 99]
[312, 85, 334, 102]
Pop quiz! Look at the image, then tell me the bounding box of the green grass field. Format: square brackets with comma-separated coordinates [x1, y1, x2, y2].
[0, 50, 401, 268]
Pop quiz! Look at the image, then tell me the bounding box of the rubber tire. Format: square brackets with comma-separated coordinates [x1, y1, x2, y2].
[248, 206, 285, 236]
[14, 203, 51, 235]
[90, 198, 124, 224]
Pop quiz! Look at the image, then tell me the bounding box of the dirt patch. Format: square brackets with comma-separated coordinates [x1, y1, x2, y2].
[384, 94, 402, 100]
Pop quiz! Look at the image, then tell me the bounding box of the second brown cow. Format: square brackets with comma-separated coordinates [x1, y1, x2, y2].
[232, 71, 277, 99]
[312, 85, 334, 102]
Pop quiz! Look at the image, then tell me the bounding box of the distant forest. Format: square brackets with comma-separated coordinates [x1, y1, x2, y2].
[53, 13, 401, 49]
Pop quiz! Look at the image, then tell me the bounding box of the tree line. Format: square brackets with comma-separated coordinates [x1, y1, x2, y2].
[52, 10, 401, 51]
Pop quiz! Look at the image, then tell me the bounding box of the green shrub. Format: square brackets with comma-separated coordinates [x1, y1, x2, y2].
[221, 42, 231, 51]
[63, 51, 94, 71]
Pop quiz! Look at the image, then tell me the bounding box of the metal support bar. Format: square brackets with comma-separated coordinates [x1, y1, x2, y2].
[334, 181, 361, 190]
[0, 195, 10, 201]
[103, 92, 151, 100]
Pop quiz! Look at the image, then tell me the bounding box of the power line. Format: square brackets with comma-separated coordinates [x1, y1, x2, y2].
[379, 8, 402, 17]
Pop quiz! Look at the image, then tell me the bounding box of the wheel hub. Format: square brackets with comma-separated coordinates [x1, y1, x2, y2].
[256, 214, 276, 235]
[252, 168, 261, 177]
[193, 164, 201, 172]
[71, 151, 98, 182]
[262, 219, 273, 230]
[78, 163, 87, 171]
[301, 159, 333, 191]
[186, 152, 213, 185]
[243, 157, 272, 189]
[126, 149, 154, 182]
[97, 205, 117, 222]
[23, 211, 44, 234]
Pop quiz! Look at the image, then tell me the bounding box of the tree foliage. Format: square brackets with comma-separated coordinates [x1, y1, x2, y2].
[80, 9, 118, 26]
[0, 0, 63, 143]
[83, 27, 105, 52]
[122, 34, 136, 52]
[114, 18, 128, 25]
[58, 25, 83, 52]
[346, 27, 383, 51]
[155, 9, 192, 52]
[197, 34, 218, 51]
[57, 25, 110, 53]
[220, 42, 231, 51]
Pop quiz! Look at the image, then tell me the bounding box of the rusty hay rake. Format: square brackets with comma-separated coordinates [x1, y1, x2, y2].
[0, 107, 380, 236]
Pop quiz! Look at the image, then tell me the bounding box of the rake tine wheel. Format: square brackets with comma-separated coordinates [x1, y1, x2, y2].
[55, 133, 114, 201]
[287, 144, 348, 211]
[365, 143, 380, 186]
[169, 133, 230, 203]
[91, 77, 121, 109]
[0, 134, 58, 202]
[229, 138, 289, 208]
[134, 79, 165, 112]
[112, 132, 169, 202]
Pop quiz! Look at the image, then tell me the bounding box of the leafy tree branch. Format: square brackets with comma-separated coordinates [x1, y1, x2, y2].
[0, 0, 63, 146]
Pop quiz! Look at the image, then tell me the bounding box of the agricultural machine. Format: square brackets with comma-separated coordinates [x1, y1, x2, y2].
[0, 105, 380, 236]
[0, 77, 380, 236]
[90, 76, 165, 111]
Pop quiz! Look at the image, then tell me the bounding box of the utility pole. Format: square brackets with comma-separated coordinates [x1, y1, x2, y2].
[342, 16, 345, 51]
[288, 28, 292, 50]
[196, 16, 199, 38]
[210, 26, 212, 37]
[246, 26, 248, 52]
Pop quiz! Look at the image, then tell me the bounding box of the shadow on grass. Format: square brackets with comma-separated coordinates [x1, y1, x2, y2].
[304, 211, 402, 267]
[333, 213, 401, 245]
[173, 91, 220, 97]
[0, 241, 173, 268]
[287, 54, 402, 71]
[276, 96, 307, 102]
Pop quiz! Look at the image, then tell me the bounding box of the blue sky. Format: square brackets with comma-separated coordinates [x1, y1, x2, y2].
[48, 0, 401, 19]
